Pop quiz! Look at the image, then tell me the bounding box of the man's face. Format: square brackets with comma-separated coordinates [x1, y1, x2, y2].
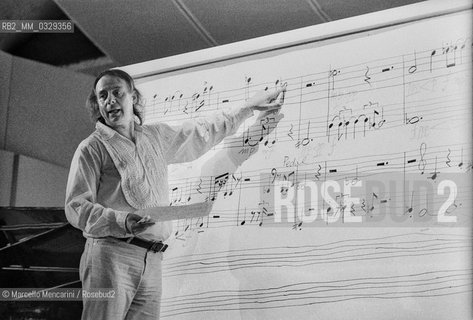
[95, 75, 136, 129]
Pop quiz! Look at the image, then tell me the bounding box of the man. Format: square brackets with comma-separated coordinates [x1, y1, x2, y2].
[65, 69, 286, 319]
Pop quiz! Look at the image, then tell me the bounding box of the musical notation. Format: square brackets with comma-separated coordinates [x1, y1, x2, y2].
[165, 142, 471, 234]
[137, 10, 472, 320]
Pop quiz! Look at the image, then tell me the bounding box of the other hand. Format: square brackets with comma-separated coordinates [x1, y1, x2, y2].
[126, 213, 156, 235]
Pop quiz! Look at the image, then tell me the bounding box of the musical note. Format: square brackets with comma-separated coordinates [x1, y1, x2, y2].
[405, 113, 423, 125]
[185, 83, 213, 114]
[363, 101, 385, 129]
[223, 173, 241, 198]
[205, 176, 218, 202]
[457, 38, 468, 65]
[351, 114, 368, 138]
[244, 76, 252, 101]
[428, 157, 439, 181]
[328, 68, 340, 91]
[243, 128, 259, 147]
[365, 193, 377, 216]
[201, 84, 214, 111]
[185, 180, 192, 203]
[371, 108, 385, 129]
[418, 207, 428, 217]
[163, 95, 172, 115]
[292, 220, 303, 230]
[259, 116, 278, 147]
[429, 49, 436, 72]
[418, 192, 429, 218]
[170, 187, 179, 206]
[361, 114, 369, 137]
[327, 120, 335, 142]
[295, 120, 313, 148]
[173, 91, 185, 113]
[195, 216, 205, 230]
[286, 171, 296, 187]
[408, 51, 417, 74]
[442, 43, 457, 68]
[327, 107, 353, 141]
[214, 172, 229, 190]
[191, 92, 203, 113]
[335, 193, 348, 223]
[263, 182, 272, 195]
[240, 208, 247, 226]
[345, 165, 359, 185]
[458, 147, 464, 169]
[249, 210, 261, 224]
[446, 200, 461, 214]
[151, 93, 159, 111]
[405, 191, 415, 218]
[465, 161, 472, 172]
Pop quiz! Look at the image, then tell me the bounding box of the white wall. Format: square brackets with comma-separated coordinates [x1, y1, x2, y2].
[3, 52, 95, 168]
[0, 150, 14, 206]
[0, 50, 96, 207]
[0, 51, 12, 151]
[14, 155, 69, 207]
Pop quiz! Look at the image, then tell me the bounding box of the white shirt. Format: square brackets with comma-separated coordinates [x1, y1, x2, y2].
[65, 106, 253, 241]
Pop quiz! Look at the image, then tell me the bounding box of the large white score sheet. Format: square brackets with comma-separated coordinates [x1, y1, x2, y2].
[133, 8, 472, 320]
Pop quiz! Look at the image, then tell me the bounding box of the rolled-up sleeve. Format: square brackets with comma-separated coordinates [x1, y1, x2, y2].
[65, 142, 130, 238]
[156, 106, 254, 164]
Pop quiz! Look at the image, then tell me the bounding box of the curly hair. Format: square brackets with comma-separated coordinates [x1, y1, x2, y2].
[86, 69, 144, 125]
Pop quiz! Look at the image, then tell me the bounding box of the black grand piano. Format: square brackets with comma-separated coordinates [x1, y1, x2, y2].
[0, 207, 85, 319]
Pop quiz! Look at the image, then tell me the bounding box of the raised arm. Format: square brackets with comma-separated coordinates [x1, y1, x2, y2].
[156, 83, 287, 164]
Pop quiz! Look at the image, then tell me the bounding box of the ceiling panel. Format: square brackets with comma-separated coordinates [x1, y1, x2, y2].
[317, 0, 426, 20]
[182, 0, 327, 44]
[55, 0, 213, 65]
[1, 0, 432, 72]
[0, 0, 64, 51]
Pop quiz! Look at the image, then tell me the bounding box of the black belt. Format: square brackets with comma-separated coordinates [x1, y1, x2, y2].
[119, 237, 168, 253]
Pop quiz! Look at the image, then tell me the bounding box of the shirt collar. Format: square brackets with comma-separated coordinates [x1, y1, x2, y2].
[95, 121, 142, 141]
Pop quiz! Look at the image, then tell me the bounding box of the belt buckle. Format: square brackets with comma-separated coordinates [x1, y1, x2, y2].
[150, 241, 168, 253]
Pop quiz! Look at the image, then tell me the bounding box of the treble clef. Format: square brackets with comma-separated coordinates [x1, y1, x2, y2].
[418, 142, 427, 175]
